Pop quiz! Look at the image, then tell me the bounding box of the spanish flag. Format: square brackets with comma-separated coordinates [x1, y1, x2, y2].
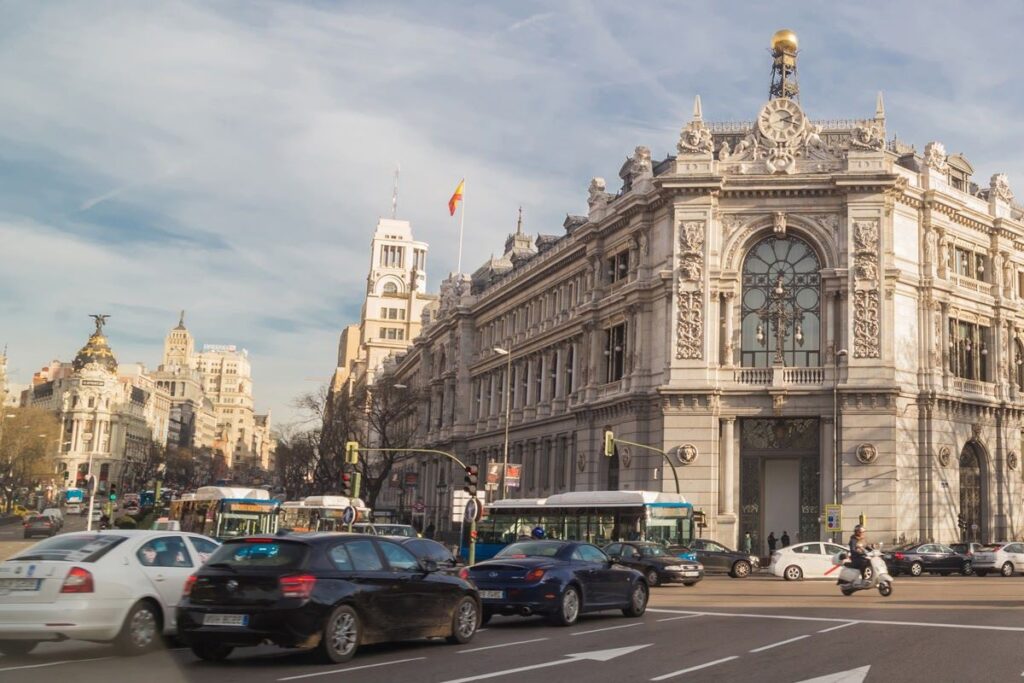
[448, 179, 465, 216]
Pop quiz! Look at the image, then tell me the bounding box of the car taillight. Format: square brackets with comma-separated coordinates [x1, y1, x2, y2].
[526, 568, 546, 582]
[458, 567, 471, 580]
[183, 574, 198, 597]
[60, 567, 94, 594]
[894, 553, 904, 561]
[279, 574, 316, 599]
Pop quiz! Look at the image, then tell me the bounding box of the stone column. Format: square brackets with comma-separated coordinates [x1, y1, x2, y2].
[722, 293, 735, 367]
[821, 417, 835, 516]
[721, 417, 736, 514]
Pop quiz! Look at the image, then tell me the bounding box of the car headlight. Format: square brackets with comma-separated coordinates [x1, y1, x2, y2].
[750, 556, 760, 566]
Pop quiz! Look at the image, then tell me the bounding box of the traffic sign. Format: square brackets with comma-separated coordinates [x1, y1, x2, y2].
[451, 490, 470, 522]
[413, 500, 425, 513]
[464, 498, 482, 523]
[342, 506, 356, 526]
[825, 504, 842, 532]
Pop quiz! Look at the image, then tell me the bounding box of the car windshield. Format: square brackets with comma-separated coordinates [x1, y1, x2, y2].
[11, 534, 126, 562]
[495, 542, 563, 558]
[206, 540, 308, 570]
[377, 525, 417, 538]
[640, 545, 669, 557]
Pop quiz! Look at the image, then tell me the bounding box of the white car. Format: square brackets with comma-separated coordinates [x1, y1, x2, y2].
[769, 541, 851, 580]
[972, 542, 1024, 577]
[0, 530, 220, 656]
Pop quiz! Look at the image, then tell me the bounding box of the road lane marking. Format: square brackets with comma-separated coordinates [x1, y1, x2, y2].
[818, 622, 857, 633]
[749, 634, 810, 653]
[650, 656, 739, 680]
[0, 656, 113, 673]
[570, 622, 642, 636]
[657, 615, 702, 623]
[457, 638, 548, 653]
[647, 608, 1024, 633]
[795, 665, 871, 683]
[276, 656, 426, 681]
[441, 645, 650, 683]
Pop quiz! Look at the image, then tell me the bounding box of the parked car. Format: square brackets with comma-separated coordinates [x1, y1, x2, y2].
[41, 508, 63, 530]
[949, 542, 984, 575]
[350, 522, 419, 538]
[0, 530, 220, 656]
[768, 541, 850, 580]
[23, 515, 58, 539]
[465, 540, 648, 626]
[972, 542, 1024, 577]
[177, 534, 480, 663]
[11, 504, 33, 519]
[680, 539, 759, 578]
[882, 543, 971, 576]
[603, 541, 704, 586]
[388, 536, 462, 576]
[151, 518, 181, 532]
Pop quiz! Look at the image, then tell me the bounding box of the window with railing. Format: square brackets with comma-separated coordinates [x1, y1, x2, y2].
[606, 251, 629, 285]
[949, 320, 989, 380]
[954, 247, 987, 282]
[604, 323, 627, 381]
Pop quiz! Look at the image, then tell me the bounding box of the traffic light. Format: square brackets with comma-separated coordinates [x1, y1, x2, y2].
[957, 513, 966, 532]
[463, 465, 478, 497]
[109, 484, 117, 502]
[341, 472, 353, 497]
[603, 429, 615, 457]
[345, 441, 360, 465]
[858, 513, 867, 529]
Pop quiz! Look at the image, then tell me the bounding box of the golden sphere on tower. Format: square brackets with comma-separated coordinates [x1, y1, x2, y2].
[771, 29, 798, 53]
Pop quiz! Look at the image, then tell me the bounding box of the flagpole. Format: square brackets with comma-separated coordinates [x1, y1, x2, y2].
[456, 179, 466, 274]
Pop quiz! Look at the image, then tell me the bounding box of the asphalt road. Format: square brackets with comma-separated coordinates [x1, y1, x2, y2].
[2, 557, 1023, 683]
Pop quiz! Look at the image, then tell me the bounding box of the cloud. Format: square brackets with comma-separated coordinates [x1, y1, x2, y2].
[2, 0, 1022, 427]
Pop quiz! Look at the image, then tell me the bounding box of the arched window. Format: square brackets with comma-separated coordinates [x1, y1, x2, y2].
[382, 282, 399, 295]
[741, 235, 822, 368]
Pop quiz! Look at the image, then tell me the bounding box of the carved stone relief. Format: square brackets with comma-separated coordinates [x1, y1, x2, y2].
[990, 173, 1014, 203]
[773, 212, 787, 236]
[856, 443, 878, 465]
[676, 221, 705, 360]
[937, 446, 951, 467]
[923, 141, 948, 172]
[852, 219, 881, 358]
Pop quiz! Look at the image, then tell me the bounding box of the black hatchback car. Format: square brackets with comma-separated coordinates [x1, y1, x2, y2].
[177, 534, 481, 663]
[882, 543, 971, 577]
[23, 515, 57, 539]
[679, 539, 759, 578]
[604, 542, 704, 587]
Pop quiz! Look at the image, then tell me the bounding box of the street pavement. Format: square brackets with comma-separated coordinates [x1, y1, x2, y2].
[2, 552, 1023, 683]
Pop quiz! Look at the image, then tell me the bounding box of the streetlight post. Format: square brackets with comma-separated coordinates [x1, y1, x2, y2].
[833, 349, 848, 505]
[492, 346, 512, 500]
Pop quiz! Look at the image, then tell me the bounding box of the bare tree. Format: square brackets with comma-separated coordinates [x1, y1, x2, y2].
[0, 407, 60, 512]
[273, 425, 318, 501]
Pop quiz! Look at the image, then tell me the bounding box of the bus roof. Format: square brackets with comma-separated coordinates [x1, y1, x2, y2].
[488, 490, 689, 510]
[194, 486, 271, 501]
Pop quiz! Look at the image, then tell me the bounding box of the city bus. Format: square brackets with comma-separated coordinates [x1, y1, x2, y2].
[169, 486, 280, 539]
[463, 490, 694, 561]
[279, 495, 371, 532]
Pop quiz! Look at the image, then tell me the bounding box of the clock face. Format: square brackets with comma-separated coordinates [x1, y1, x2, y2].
[757, 99, 806, 143]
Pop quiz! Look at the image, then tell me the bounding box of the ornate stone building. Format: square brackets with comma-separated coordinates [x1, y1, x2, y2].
[381, 32, 1024, 549]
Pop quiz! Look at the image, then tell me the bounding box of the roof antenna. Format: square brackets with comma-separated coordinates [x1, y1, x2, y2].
[391, 163, 401, 219]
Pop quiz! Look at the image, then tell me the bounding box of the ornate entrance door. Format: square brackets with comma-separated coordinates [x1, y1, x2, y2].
[959, 443, 983, 542]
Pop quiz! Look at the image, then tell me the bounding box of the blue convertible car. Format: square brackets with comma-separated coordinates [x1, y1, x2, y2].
[463, 540, 649, 626]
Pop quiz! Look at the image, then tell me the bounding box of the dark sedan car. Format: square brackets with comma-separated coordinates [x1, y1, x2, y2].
[389, 536, 462, 576]
[23, 515, 57, 539]
[178, 534, 481, 663]
[882, 543, 971, 577]
[680, 539, 759, 578]
[604, 542, 704, 587]
[465, 540, 648, 627]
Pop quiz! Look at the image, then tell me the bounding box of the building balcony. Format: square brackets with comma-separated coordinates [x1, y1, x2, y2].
[950, 274, 994, 296]
[952, 377, 996, 398]
[732, 366, 825, 386]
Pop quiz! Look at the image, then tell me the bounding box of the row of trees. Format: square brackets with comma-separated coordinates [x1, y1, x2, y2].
[274, 381, 422, 509]
[0, 407, 60, 513]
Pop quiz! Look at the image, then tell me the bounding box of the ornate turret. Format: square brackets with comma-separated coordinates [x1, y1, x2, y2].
[72, 314, 118, 374]
[769, 29, 799, 100]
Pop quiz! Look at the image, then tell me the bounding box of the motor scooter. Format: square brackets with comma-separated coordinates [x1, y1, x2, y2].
[832, 546, 894, 597]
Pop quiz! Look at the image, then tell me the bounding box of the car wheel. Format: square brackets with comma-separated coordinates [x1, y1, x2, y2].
[549, 586, 580, 627]
[783, 565, 803, 581]
[190, 642, 233, 662]
[730, 560, 751, 578]
[1001, 562, 1014, 577]
[622, 581, 648, 618]
[318, 605, 361, 663]
[909, 562, 923, 577]
[116, 601, 161, 656]
[961, 562, 973, 576]
[0, 641, 37, 656]
[446, 597, 479, 644]
[645, 568, 660, 587]
[976, 570, 989, 577]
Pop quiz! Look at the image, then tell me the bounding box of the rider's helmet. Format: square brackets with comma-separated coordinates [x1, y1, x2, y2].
[531, 526, 545, 539]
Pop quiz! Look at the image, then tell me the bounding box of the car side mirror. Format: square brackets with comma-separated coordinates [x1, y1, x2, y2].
[421, 559, 439, 573]
[609, 555, 621, 563]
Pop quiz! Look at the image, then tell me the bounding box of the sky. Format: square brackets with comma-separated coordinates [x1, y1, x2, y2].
[2, 0, 1023, 428]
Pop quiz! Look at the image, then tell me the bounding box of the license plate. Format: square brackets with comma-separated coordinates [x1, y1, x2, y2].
[0, 578, 40, 591]
[478, 590, 504, 600]
[682, 571, 700, 577]
[203, 614, 248, 627]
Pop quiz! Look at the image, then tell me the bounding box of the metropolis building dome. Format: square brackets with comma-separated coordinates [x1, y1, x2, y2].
[71, 314, 118, 374]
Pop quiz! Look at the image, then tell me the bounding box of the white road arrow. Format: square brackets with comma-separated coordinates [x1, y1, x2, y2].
[438, 644, 652, 683]
[795, 665, 871, 683]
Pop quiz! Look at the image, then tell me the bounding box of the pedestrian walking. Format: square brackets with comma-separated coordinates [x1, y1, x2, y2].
[781, 530, 791, 547]
[742, 532, 752, 555]
[767, 531, 777, 554]
[424, 522, 436, 539]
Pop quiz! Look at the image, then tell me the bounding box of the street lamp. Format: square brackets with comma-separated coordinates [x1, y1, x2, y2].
[492, 346, 513, 500]
[833, 348, 848, 505]
[756, 275, 805, 366]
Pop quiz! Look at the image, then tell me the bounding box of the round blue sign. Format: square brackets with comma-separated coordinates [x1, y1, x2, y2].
[342, 506, 356, 525]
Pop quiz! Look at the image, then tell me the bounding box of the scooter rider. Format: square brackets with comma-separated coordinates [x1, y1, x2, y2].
[848, 524, 869, 574]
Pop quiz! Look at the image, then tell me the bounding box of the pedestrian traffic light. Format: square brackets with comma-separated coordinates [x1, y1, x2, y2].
[463, 465, 478, 497]
[109, 484, 117, 502]
[603, 429, 615, 457]
[341, 472, 353, 497]
[345, 441, 360, 465]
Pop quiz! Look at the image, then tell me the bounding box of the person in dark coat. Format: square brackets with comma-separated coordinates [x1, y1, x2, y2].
[767, 532, 777, 554]
[424, 523, 436, 539]
[781, 531, 791, 547]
